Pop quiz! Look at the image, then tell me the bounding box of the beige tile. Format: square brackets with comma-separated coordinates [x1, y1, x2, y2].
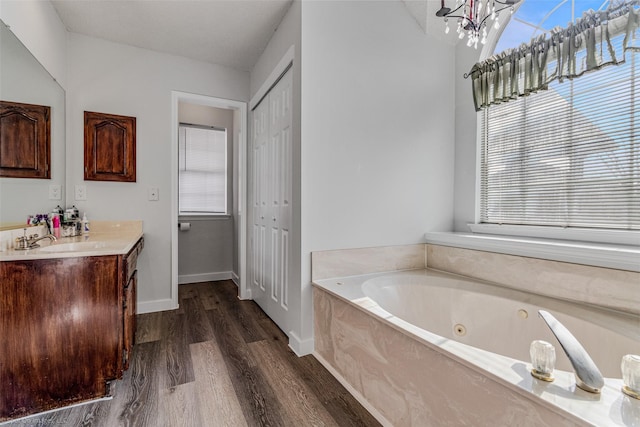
[312, 244, 425, 280]
[427, 244, 640, 315]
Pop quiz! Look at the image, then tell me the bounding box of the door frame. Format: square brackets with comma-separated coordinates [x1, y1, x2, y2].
[170, 91, 249, 307]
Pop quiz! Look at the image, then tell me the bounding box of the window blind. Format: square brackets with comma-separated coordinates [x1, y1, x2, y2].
[179, 125, 227, 214]
[480, 42, 638, 231]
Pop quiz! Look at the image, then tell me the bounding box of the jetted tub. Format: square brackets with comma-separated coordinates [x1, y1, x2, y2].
[313, 268, 640, 426]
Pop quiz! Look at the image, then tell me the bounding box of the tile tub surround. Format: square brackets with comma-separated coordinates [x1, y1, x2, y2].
[0, 220, 143, 261]
[311, 244, 426, 281]
[312, 281, 639, 427]
[426, 244, 640, 316]
[311, 244, 640, 426]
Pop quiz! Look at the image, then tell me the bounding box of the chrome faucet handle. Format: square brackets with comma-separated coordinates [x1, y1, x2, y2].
[538, 310, 604, 393]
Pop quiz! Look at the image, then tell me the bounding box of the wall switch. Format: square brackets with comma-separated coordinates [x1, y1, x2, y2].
[148, 187, 159, 201]
[49, 184, 61, 200]
[75, 184, 87, 201]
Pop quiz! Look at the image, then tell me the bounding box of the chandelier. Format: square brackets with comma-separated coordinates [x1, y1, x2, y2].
[436, 0, 521, 49]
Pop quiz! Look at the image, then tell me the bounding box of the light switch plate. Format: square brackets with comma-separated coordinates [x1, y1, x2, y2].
[148, 187, 159, 201]
[49, 184, 61, 200]
[75, 184, 87, 201]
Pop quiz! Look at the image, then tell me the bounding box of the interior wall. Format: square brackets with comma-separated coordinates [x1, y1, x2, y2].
[177, 103, 234, 283]
[66, 32, 249, 312]
[299, 0, 456, 349]
[0, 0, 67, 88]
[452, 44, 482, 231]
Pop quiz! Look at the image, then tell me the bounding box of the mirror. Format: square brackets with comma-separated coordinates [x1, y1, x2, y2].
[0, 19, 65, 229]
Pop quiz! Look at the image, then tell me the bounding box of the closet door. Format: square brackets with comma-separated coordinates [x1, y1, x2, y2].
[250, 67, 292, 332]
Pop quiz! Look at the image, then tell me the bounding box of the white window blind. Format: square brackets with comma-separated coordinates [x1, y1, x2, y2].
[179, 125, 227, 214]
[480, 42, 639, 231]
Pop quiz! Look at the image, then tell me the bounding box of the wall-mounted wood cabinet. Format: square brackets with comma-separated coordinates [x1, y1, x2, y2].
[0, 237, 143, 422]
[84, 111, 136, 182]
[0, 100, 51, 179]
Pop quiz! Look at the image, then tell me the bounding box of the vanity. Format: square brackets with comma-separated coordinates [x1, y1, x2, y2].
[0, 221, 143, 422]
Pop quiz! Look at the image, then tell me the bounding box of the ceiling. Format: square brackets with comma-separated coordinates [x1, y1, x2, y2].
[51, 0, 294, 72]
[51, 0, 444, 72]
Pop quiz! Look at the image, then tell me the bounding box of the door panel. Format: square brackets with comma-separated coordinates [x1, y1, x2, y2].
[249, 67, 293, 332]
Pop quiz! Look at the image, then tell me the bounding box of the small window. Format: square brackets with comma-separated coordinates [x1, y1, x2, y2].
[179, 124, 227, 214]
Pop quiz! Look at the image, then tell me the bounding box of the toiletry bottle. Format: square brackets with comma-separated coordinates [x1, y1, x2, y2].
[52, 214, 61, 239]
[82, 213, 90, 234]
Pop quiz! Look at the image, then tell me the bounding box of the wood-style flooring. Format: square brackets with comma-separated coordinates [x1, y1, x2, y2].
[3, 280, 380, 427]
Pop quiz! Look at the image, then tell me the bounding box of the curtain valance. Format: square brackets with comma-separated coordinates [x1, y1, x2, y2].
[470, 1, 640, 111]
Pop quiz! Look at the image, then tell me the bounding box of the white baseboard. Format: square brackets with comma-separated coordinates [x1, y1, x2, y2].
[137, 298, 176, 314]
[178, 271, 233, 285]
[313, 352, 392, 427]
[231, 272, 240, 286]
[288, 331, 314, 356]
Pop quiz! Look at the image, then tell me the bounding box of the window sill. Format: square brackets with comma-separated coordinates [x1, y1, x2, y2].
[178, 214, 232, 221]
[424, 230, 640, 272]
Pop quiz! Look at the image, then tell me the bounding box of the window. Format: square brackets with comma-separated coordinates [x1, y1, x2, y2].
[480, 1, 639, 233]
[179, 124, 227, 214]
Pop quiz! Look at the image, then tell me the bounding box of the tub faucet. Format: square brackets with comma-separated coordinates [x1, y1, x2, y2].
[538, 310, 604, 393]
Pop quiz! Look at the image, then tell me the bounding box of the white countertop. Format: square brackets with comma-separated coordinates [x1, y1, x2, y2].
[0, 221, 143, 261]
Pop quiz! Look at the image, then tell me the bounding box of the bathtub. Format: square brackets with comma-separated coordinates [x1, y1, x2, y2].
[313, 268, 640, 426]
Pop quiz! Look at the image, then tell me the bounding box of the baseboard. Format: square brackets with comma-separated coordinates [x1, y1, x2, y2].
[136, 298, 176, 314]
[287, 331, 314, 356]
[231, 272, 240, 286]
[178, 271, 233, 284]
[313, 352, 392, 427]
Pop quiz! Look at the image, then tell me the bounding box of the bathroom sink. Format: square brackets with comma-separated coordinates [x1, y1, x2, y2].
[39, 241, 110, 253]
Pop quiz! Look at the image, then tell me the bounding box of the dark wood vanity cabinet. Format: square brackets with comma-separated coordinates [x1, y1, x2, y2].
[0, 237, 143, 422]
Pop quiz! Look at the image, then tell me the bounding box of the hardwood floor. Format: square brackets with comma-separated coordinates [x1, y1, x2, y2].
[3, 280, 380, 427]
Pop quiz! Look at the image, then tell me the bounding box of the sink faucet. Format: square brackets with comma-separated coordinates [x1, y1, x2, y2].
[27, 234, 57, 249]
[15, 230, 57, 250]
[538, 310, 605, 393]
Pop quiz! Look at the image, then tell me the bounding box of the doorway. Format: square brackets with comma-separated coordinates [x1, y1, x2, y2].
[170, 92, 248, 308]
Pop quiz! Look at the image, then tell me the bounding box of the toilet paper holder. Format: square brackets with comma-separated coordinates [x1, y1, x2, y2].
[178, 222, 191, 231]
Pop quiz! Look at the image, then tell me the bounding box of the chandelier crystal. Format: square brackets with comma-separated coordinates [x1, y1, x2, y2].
[436, 0, 521, 49]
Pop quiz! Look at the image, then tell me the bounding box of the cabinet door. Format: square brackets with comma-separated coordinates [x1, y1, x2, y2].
[122, 270, 137, 372]
[0, 256, 119, 421]
[84, 111, 136, 182]
[0, 100, 50, 179]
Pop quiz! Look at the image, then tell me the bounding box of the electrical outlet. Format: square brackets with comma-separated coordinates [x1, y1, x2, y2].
[48, 184, 61, 200]
[148, 187, 159, 201]
[75, 184, 87, 201]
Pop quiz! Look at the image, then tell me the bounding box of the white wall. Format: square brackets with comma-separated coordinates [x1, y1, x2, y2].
[66, 33, 249, 311]
[452, 44, 482, 231]
[0, 0, 67, 88]
[299, 0, 456, 348]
